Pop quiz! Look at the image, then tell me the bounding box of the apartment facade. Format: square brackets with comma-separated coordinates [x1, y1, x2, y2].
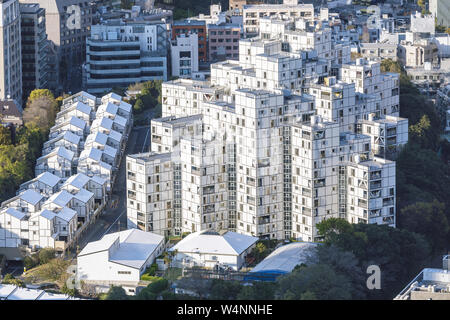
[172, 20, 207, 63]
[170, 33, 199, 78]
[0, 0, 22, 106]
[19, 3, 48, 101]
[85, 22, 168, 94]
[208, 23, 241, 62]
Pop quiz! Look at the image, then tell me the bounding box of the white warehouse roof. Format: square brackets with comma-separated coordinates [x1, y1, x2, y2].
[250, 242, 318, 274]
[79, 229, 164, 270]
[169, 230, 258, 256]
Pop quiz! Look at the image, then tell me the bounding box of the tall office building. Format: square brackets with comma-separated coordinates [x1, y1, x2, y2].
[126, 13, 407, 241]
[20, 3, 49, 101]
[0, 0, 22, 106]
[85, 21, 168, 94]
[19, 0, 93, 91]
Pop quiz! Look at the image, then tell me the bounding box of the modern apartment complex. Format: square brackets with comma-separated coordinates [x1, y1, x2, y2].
[19, 3, 49, 101]
[0, 0, 22, 106]
[85, 21, 168, 94]
[126, 13, 406, 242]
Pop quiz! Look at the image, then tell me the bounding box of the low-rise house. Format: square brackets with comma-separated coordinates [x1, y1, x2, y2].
[62, 173, 107, 205]
[169, 230, 258, 271]
[77, 147, 113, 190]
[42, 131, 81, 156]
[49, 116, 87, 140]
[55, 101, 93, 125]
[1, 189, 45, 215]
[35, 146, 75, 178]
[77, 229, 165, 294]
[395, 255, 450, 300]
[18, 172, 62, 197]
[62, 91, 98, 109]
[0, 208, 29, 248]
[29, 207, 77, 250]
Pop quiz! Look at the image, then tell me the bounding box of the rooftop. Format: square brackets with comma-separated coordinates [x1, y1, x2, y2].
[169, 230, 258, 256]
[250, 242, 318, 274]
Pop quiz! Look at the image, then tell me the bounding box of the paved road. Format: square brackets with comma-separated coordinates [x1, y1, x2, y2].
[73, 124, 151, 252]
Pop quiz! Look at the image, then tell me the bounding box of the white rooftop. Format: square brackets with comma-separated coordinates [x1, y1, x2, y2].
[63, 173, 90, 189]
[6, 287, 44, 300]
[5, 207, 26, 220]
[79, 229, 164, 269]
[169, 230, 258, 256]
[47, 190, 73, 207]
[56, 207, 77, 222]
[39, 209, 56, 221]
[113, 114, 127, 127]
[73, 188, 94, 203]
[80, 147, 103, 162]
[108, 129, 122, 143]
[20, 189, 44, 206]
[119, 101, 132, 113]
[0, 284, 17, 299]
[250, 242, 318, 274]
[36, 172, 62, 188]
[86, 131, 108, 146]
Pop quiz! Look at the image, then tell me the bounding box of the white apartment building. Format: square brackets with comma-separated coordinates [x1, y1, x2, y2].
[86, 21, 168, 94]
[170, 33, 199, 78]
[126, 16, 407, 241]
[243, 4, 314, 37]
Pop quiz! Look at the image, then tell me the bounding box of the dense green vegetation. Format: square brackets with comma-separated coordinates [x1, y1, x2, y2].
[127, 81, 163, 125]
[380, 59, 450, 256]
[0, 89, 61, 203]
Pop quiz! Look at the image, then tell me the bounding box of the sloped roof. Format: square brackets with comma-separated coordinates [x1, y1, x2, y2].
[73, 188, 94, 203]
[5, 207, 26, 220]
[63, 173, 90, 189]
[169, 230, 258, 256]
[47, 190, 73, 207]
[20, 189, 44, 205]
[56, 207, 77, 222]
[79, 229, 164, 270]
[250, 242, 318, 274]
[36, 172, 61, 187]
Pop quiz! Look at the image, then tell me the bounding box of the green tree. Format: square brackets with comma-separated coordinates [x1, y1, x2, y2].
[316, 219, 431, 299]
[0, 126, 12, 145]
[398, 200, 450, 255]
[133, 99, 144, 114]
[147, 278, 169, 294]
[105, 286, 129, 300]
[276, 264, 353, 300]
[39, 248, 56, 265]
[236, 281, 276, 300]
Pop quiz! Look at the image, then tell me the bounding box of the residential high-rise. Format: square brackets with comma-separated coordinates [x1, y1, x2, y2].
[0, 0, 22, 106]
[19, 3, 49, 101]
[126, 13, 407, 241]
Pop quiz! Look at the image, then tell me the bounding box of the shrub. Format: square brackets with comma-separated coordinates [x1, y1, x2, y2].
[38, 248, 56, 265]
[147, 279, 169, 294]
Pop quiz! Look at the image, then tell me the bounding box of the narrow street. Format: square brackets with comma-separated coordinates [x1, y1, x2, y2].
[73, 124, 151, 252]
